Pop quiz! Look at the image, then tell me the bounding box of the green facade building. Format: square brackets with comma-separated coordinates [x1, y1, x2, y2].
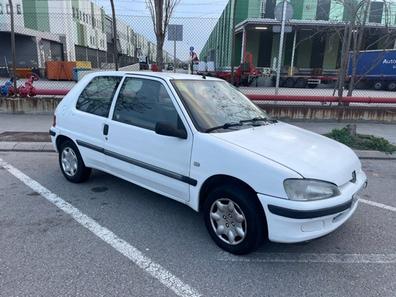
[201, 0, 396, 70]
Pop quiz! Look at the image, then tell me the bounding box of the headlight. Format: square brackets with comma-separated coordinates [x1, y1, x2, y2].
[283, 179, 340, 201]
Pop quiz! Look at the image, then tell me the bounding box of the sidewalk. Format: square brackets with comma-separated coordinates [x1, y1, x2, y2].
[0, 114, 395, 158]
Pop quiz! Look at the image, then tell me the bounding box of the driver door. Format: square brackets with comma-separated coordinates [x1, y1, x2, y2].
[105, 75, 194, 202]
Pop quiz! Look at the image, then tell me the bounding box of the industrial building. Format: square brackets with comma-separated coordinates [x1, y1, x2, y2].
[0, 0, 172, 76]
[201, 0, 396, 71]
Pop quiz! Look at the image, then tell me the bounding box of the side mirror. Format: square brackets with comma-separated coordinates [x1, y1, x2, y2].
[155, 122, 187, 139]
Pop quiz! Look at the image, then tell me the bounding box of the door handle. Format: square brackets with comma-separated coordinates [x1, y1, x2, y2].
[103, 124, 109, 136]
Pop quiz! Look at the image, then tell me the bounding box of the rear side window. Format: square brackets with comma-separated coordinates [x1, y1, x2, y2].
[112, 77, 181, 131]
[76, 76, 121, 117]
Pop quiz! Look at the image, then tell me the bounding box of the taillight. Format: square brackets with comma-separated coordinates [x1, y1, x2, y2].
[52, 115, 56, 127]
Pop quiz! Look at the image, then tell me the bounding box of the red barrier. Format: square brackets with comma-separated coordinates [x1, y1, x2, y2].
[21, 87, 396, 104]
[246, 94, 396, 104]
[35, 89, 70, 96]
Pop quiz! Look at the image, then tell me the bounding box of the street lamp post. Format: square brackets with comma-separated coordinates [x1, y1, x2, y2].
[230, 0, 237, 85]
[8, 0, 17, 95]
[275, 0, 287, 95]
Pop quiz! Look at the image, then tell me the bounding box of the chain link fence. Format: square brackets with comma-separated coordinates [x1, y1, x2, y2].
[1, 7, 396, 104]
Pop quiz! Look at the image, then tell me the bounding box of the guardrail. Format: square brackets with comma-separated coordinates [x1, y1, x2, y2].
[246, 94, 396, 104]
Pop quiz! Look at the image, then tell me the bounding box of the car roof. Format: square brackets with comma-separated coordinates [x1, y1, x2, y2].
[90, 71, 221, 81]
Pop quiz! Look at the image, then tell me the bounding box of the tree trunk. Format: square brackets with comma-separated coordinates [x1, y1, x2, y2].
[156, 39, 164, 70]
[155, 0, 164, 71]
[110, 0, 118, 70]
[337, 22, 352, 101]
[347, 0, 370, 97]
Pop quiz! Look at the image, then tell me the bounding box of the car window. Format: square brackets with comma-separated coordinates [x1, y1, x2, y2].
[112, 77, 181, 131]
[172, 79, 267, 132]
[76, 76, 121, 117]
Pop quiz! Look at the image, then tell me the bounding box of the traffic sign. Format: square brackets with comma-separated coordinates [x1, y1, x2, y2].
[274, 1, 293, 22]
[168, 24, 183, 41]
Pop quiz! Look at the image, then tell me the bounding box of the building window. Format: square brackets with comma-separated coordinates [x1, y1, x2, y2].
[260, 0, 266, 18]
[316, 0, 331, 21]
[369, 2, 384, 23]
[16, 4, 21, 14]
[6, 4, 10, 14]
[0, 4, 3, 14]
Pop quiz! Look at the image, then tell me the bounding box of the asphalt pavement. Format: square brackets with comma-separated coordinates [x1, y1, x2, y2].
[0, 151, 395, 297]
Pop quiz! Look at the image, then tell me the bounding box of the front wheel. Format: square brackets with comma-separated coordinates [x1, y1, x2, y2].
[203, 185, 266, 254]
[59, 140, 91, 183]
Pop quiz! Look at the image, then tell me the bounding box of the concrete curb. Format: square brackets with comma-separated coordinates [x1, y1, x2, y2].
[0, 141, 394, 160]
[0, 142, 55, 153]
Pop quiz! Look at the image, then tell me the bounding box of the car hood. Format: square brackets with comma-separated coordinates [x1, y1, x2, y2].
[212, 122, 361, 186]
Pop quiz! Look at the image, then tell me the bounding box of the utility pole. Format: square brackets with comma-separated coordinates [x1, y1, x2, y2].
[275, 0, 287, 95]
[9, 0, 17, 95]
[230, 0, 237, 85]
[110, 0, 119, 70]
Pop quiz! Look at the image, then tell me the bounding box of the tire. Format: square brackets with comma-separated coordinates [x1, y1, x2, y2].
[295, 77, 307, 88]
[285, 77, 295, 88]
[373, 80, 384, 90]
[58, 140, 91, 183]
[387, 81, 396, 91]
[203, 184, 266, 255]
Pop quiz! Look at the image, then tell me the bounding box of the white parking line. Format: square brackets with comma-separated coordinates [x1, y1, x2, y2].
[360, 198, 396, 212]
[0, 158, 201, 297]
[217, 251, 396, 264]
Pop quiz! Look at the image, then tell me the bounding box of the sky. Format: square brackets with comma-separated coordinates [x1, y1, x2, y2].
[95, 0, 229, 60]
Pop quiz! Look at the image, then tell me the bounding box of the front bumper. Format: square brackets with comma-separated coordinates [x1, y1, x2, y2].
[258, 170, 367, 243]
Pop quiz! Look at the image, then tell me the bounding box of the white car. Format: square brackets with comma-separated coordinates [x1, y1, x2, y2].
[50, 72, 367, 254]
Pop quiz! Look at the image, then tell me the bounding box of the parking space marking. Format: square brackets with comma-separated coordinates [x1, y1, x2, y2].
[217, 251, 396, 264]
[360, 199, 396, 212]
[0, 158, 201, 297]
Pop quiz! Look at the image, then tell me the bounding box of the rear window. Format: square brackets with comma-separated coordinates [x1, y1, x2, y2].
[76, 76, 121, 117]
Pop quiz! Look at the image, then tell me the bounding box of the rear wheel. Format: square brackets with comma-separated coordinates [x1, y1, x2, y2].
[373, 80, 384, 90]
[203, 184, 266, 254]
[387, 81, 396, 91]
[59, 140, 91, 183]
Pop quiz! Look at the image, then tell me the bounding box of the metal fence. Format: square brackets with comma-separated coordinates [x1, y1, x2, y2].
[1, 10, 396, 102]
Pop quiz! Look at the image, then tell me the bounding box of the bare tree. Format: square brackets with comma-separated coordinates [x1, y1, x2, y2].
[335, 0, 394, 98]
[110, 0, 119, 70]
[146, 0, 180, 70]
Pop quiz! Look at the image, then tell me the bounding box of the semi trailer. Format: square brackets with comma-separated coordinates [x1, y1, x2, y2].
[347, 49, 396, 91]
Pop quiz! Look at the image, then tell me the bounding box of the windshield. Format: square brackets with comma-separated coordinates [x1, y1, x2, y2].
[172, 80, 268, 132]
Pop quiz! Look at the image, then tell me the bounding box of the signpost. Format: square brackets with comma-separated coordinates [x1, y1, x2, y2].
[168, 24, 183, 73]
[274, 1, 293, 95]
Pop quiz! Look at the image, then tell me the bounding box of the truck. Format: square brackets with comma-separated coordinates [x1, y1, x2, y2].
[197, 53, 262, 87]
[347, 49, 396, 91]
[272, 68, 338, 89]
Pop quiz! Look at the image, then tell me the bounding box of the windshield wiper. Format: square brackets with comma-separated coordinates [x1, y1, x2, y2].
[239, 117, 277, 125]
[205, 122, 242, 133]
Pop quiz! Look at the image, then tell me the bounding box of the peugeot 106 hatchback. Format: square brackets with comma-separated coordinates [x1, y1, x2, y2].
[50, 72, 367, 254]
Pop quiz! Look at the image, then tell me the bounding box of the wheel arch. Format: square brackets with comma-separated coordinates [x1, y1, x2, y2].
[199, 174, 264, 215]
[55, 134, 75, 152]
